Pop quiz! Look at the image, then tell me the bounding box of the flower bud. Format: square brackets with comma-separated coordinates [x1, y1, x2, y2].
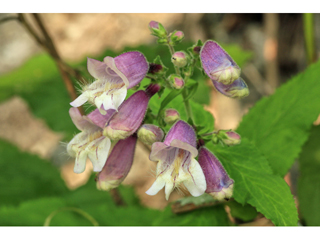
[170, 30, 184, 45]
[187, 39, 203, 57]
[171, 51, 188, 68]
[148, 56, 168, 76]
[137, 124, 164, 145]
[96, 135, 137, 191]
[163, 108, 180, 125]
[103, 84, 160, 140]
[167, 74, 185, 89]
[198, 147, 234, 201]
[148, 21, 167, 38]
[213, 77, 249, 99]
[200, 40, 241, 85]
[219, 130, 241, 146]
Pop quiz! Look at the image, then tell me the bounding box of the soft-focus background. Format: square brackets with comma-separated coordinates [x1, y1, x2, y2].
[1, 13, 319, 226]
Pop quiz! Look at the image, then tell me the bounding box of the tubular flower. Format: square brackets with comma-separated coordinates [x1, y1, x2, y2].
[146, 120, 206, 200]
[67, 107, 115, 174]
[70, 51, 149, 115]
[103, 83, 160, 141]
[198, 147, 234, 201]
[200, 40, 249, 99]
[96, 135, 137, 191]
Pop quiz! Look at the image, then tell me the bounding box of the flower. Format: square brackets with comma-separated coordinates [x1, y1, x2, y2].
[67, 107, 115, 173]
[146, 120, 206, 200]
[103, 83, 160, 141]
[96, 135, 137, 191]
[200, 40, 249, 99]
[198, 147, 234, 200]
[70, 51, 149, 115]
[137, 124, 164, 145]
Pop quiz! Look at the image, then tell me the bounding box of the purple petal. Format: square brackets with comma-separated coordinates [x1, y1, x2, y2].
[114, 51, 149, 89]
[87, 58, 108, 80]
[213, 77, 249, 99]
[86, 107, 116, 129]
[198, 147, 234, 193]
[69, 107, 97, 131]
[97, 135, 137, 189]
[200, 40, 239, 80]
[164, 120, 196, 148]
[103, 90, 149, 140]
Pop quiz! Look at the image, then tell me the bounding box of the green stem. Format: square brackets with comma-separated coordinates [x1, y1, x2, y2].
[44, 207, 99, 226]
[303, 13, 316, 65]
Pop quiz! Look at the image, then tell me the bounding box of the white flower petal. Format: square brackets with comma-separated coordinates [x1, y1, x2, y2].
[146, 177, 166, 196]
[164, 181, 174, 200]
[182, 159, 206, 197]
[111, 86, 127, 110]
[87, 137, 111, 172]
[70, 93, 88, 107]
[73, 151, 88, 174]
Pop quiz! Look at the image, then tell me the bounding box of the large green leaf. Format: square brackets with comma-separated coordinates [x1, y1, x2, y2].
[298, 125, 320, 226]
[0, 140, 69, 207]
[237, 60, 320, 177]
[207, 139, 298, 226]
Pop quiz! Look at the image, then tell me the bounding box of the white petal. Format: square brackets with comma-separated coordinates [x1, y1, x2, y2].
[111, 86, 127, 110]
[67, 132, 87, 157]
[164, 181, 174, 200]
[70, 93, 88, 107]
[73, 151, 88, 174]
[146, 177, 165, 196]
[101, 94, 115, 112]
[87, 137, 111, 172]
[182, 159, 206, 197]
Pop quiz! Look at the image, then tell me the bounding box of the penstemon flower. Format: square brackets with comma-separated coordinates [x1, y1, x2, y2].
[198, 147, 234, 201]
[146, 120, 206, 200]
[67, 107, 115, 173]
[96, 135, 137, 191]
[200, 40, 249, 98]
[70, 51, 149, 114]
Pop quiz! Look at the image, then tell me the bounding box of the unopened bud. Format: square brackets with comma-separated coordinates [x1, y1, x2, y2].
[149, 21, 167, 38]
[148, 56, 168, 76]
[163, 108, 180, 125]
[219, 130, 241, 146]
[168, 74, 185, 89]
[170, 30, 184, 45]
[171, 51, 188, 68]
[187, 39, 203, 57]
[138, 124, 164, 145]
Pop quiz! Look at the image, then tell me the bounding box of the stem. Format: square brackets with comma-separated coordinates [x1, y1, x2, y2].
[109, 188, 126, 206]
[182, 89, 193, 121]
[303, 13, 317, 65]
[44, 207, 99, 226]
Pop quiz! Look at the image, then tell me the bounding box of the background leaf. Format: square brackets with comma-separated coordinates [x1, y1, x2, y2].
[207, 139, 298, 226]
[298, 125, 320, 226]
[237, 60, 320, 177]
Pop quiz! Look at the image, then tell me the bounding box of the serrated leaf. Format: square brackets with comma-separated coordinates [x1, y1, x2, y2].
[237, 60, 320, 177]
[298, 125, 320, 226]
[207, 139, 298, 226]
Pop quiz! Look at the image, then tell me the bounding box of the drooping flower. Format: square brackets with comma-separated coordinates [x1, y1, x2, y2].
[67, 107, 115, 173]
[137, 124, 164, 145]
[146, 120, 206, 200]
[96, 135, 137, 191]
[198, 147, 234, 201]
[70, 51, 149, 114]
[103, 83, 160, 141]
[200, 40, 249, 98]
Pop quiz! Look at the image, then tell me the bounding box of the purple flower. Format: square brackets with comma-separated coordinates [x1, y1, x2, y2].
[67, 107, 115, 173]
[96, 135, 137, 191]
[213, 78, 249, 99]
[103, 84, 160, 141]
[146, 120, 206, 200]
[70, 51, 149, 115]
[137, 124, 164, 145]
[198, 147, 234, 200]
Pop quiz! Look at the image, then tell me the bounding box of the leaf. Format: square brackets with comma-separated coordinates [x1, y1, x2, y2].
[0, 140, 69, 207]
[152, 204, 231, 226]
[207, 139, 298, 226]
[227, 201, 258, 222]
[237, 60, 320, 177]
[298, 125, 320, 226]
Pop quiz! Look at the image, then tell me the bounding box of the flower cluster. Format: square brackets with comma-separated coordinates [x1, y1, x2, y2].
[66, 20, 246, 201]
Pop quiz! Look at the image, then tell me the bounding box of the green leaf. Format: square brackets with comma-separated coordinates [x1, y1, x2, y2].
[0, 140, 69, 207]
[227, 201, 258, 222]
[152, 204, 230, 226]
[207, 139, 298, 226]
[237, 60, 320, 177]
[298, 125, 320, 226]
[157, 88, 183, 120]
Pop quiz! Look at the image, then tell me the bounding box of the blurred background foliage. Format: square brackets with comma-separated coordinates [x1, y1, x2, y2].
[0, 13, 320, 226]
